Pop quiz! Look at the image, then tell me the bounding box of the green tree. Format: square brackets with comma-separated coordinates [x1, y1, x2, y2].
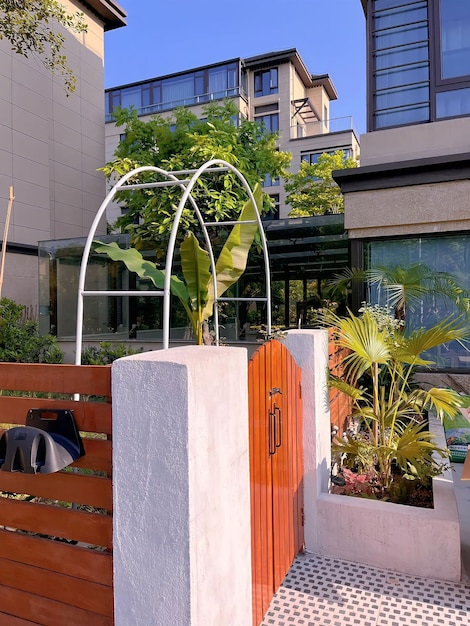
[101, 101, 291, 248]
[0, 0, 87, 93]
[285, 150, 357, 217]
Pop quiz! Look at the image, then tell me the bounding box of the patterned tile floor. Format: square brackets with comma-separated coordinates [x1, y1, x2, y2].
[261, 553, 470, 626]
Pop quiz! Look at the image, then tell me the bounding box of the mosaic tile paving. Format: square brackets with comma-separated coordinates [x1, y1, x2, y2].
[261, 553, 470, 626]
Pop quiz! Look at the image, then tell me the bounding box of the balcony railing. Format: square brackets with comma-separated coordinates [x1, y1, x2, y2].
[291, 116, 359, 140]
[105, 86, 246, 122]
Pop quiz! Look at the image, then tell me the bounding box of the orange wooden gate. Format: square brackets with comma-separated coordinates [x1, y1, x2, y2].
[0, 363, 113, 626]
[249, 339, 303, 626]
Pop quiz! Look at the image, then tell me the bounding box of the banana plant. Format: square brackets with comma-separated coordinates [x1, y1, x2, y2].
[93, 184, 263, 345]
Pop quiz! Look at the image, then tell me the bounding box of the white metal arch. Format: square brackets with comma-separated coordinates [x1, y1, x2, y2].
[75, 159, 271, 364]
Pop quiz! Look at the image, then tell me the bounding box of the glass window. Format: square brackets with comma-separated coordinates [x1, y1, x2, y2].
[371, 0, 430, 130]
[161, 75, 194, 107]
[375, 42, 428, 70]
[263, 194, 280, 221]
[440, 0, 470, 79]
[375, 102, 429, 128]
[120, 87, 142, 110]
[374, 23, 428, 49]
[254, 68, 278, 97]
[375, 3, 427, 30]
[375, 62, 429, 89]
[437, 87, 470, 118]
[365, 234, 470, 370]
[209, 67, 228, 97]
[375, 83, 429, 109]
[256, 113, 279, 132]
[263, 174, 280, 187]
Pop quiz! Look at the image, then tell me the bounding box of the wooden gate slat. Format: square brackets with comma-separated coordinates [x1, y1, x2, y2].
[0, 613, 39, 625]
[0, 498, 112, 547]
[0, 585, 113, 626]
[0, 557, 113, 616]
[0, 471, 112, 510]
[249, 339, 303, 626]
[0, 530, 112, 585]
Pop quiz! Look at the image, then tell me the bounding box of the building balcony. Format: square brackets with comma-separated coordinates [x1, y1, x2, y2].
[291, 116, 360, 141]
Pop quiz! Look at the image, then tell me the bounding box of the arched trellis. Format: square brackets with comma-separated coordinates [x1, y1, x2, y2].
[74, 159, 272, 364]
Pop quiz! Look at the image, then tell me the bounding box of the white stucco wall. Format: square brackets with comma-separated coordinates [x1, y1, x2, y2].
[284, 329, 331, 552]
[112, 346, 252, 626]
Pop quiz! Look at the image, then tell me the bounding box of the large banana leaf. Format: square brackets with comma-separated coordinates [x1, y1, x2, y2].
[93, 241, 194, 325]
[202, 183, 262, 319]
[180, 232, 211, 312]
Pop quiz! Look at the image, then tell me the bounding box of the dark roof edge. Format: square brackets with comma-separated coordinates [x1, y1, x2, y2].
[79, 0, 127, 30]
[361, 0, 366, 15]
[244, 48, 338, 97]
[106, 56, 242, 92]
[332, 152, 470, 192]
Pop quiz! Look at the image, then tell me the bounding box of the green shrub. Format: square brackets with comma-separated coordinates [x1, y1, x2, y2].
[81, 341, 143, 365]
[0, 298, 63, 363]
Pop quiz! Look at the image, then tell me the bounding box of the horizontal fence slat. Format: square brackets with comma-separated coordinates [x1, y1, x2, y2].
[0, 472, 112, 511]
[0, 363, 111, 396]
[0, 396, 112, 434]
[0, 557, 113, 616]
[0, 529, 112, 585]
[72, 438, 112, 474]
[0, 585, 113, 626]
[0, 498, 112, 548]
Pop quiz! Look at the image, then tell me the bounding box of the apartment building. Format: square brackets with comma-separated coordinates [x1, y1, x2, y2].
[334, 0, 470, 371]
[0, 0, 126, 308]
[104, 48, 360, 224]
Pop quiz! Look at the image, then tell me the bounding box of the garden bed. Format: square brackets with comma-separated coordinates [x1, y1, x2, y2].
[316, 416, 462, 582]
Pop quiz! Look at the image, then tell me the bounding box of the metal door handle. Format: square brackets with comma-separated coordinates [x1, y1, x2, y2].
[268, 409, 276, 455]
[274, 405, 282, 449]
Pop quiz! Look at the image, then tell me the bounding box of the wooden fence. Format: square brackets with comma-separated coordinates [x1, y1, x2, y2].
[0, 363, 113, 626]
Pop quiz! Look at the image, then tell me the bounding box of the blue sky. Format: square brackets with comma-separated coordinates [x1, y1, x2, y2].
[104, 1, 367, 134]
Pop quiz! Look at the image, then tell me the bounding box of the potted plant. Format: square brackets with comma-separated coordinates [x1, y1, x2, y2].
[324, 304, 468, 505]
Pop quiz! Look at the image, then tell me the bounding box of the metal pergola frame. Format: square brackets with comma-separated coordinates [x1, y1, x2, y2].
[74, 159, 272, 364]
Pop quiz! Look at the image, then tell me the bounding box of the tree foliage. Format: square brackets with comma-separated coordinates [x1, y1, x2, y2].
[101, 101, 292, 248]
[0, 0, 87, 93]
[284, 150, 357, 217]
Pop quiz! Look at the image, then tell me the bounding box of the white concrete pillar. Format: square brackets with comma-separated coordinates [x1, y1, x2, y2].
[112, 346, 252, 626]
[284, 329, 331, 553]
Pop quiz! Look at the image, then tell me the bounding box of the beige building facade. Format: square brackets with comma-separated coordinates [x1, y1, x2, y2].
[105, 48, 360, 224]
[0, 0, 126, 307]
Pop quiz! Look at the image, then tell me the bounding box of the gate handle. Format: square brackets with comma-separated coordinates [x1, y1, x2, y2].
[274, 405, 282, 449]
[268, 409, 276, 456]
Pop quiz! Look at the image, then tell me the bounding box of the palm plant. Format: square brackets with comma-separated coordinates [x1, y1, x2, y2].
[329, 263, 470, 323]
[326, 307, 467, 496]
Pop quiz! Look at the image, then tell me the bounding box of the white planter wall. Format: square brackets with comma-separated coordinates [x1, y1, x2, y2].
[285, 329, 462, 582]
